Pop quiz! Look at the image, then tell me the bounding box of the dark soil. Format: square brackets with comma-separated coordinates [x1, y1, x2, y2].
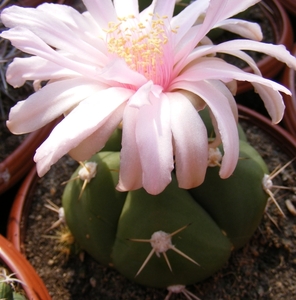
[20, 117, 296, 300]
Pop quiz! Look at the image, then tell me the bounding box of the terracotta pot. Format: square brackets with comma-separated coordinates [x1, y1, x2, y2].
[6, 166, 38, 251]
[281, 44, 296, 137]
[0, 234, 51, 300]
[237, 0, 294, 94]
[0, 123, 54, 195]
[278, 0, 296, 16]
[7, 106, 296, 249]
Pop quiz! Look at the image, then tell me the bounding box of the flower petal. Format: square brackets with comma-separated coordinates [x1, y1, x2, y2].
[117, 106, 143, 192]
[215, 19, 262, 40]
[183, 40, 296, 72]
[171, 0, 209, 46]
[1, 5, 107, 65]
[136, 92, 174, 195]
[171, 80, 239, 178]
[100, 59, 147, 88]
[168, 92, 208, 188]
[113, 0, 139, 18]
[252, 83, 285, 123]
[175, 0, 261, 70]
[34, 87, 133, 176]
[172, 57, 292, 95]
[68, 103, 125, 161]
[197, 0, 260, 40]
[6, 56, 78, 88]
[7, 78, 107, 134]
[153, 0, 176, 20]
[83, 0, 117, 29]
[0, 27, 99, 79]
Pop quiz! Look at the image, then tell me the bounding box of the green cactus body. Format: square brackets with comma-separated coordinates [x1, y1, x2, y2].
[0, 281, 13, 300]
[189, 140, 268, 249]
[62, 134, 269, 288]
[62, 151, 126, 265]
[12, 292, 27, 300]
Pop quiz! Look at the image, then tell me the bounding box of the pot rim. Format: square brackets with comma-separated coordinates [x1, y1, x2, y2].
[0, 234, 51, 300]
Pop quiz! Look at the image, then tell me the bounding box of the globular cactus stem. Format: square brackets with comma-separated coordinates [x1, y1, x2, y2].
[61, 119, 271, 292]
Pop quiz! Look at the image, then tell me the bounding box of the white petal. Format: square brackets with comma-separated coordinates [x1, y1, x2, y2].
[215, 19, 263, 40]
[153, 0, 176, 20]
[117, 106, 143, 192]
[171, 80, 239, 178]
[6, 56, 78, 87]
[113, 0, 139, 18]
[7, 78, 106, 134]
[34, 87, 133, 176]
[100, 59, 147, 88]
[172, 57, 292, 95]
[0, 27, 99, 79]
[135, 92, 174, 195]
[1, 5, 107, 65]
[253, 83, 285, 123]
[168, 92, 208, 188]
[69, 103, 125, 161]
[171, 0, 209, 46]
[83, 0, 117, 29]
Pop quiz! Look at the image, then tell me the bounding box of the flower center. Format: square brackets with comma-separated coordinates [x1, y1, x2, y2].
[106, 14, 176, 86]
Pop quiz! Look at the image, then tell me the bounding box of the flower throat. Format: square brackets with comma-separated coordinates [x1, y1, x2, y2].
[106, 13, 177, 86]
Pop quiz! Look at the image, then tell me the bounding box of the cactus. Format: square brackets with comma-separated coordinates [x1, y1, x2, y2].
[0, 268, 27, 300]
[62, 122, 269, 289]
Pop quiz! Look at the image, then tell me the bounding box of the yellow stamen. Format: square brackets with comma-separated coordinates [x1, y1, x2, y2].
[105, 14, 177, 82]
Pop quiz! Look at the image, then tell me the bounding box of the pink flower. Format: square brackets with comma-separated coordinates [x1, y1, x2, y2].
[1, 0, 295, 194]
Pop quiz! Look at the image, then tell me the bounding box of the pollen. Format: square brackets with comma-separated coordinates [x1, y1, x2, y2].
[106, 14, 177, 82]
